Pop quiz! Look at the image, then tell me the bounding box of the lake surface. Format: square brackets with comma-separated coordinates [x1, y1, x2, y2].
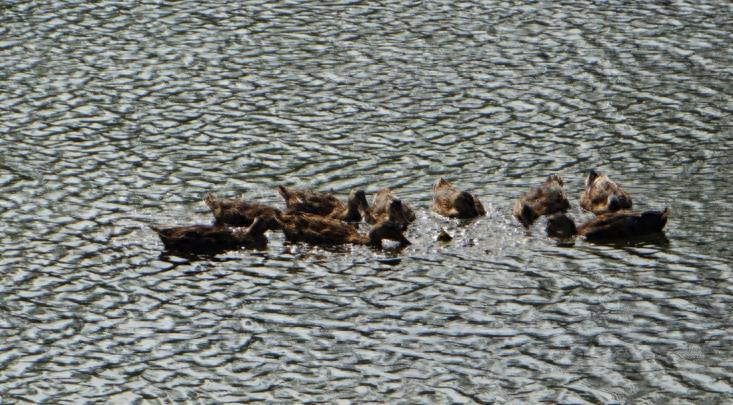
[1, 0, 732, 403]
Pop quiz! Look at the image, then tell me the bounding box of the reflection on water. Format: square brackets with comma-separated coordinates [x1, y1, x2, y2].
[1, 0, 732, 403]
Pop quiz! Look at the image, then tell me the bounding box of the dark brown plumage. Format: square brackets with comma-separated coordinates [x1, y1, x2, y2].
[151, 217, 269, 253]
[580, 170, 632, 215]
[205, 194, 281, 230]
[546, 208, 670, 240]
[513, 174, 571, 227]
[274, 201, 411, 248]
[431, 178, 486, 219]
[277, 186, 368, 222]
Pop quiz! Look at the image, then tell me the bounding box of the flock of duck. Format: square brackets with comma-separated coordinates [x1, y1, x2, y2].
[151, 170, 670, 254]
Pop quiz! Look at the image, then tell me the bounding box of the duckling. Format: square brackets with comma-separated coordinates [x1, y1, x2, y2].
[580, 170, 632, 215]
[275, 200, 411, 248]
[546, 208, 669, 240]
[513, 174, 571, 227]
[277, 186, 369, 222]
[151, 216, 269, 253]
[205, 194, 281, 230]
[364, 188, 415, 228]
[432, 178, 486, 219]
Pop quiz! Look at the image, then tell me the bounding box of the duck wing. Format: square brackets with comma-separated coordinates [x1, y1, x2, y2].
[580, 175, 632, 214]
[206, 195, 280, 227]
[579, 209, 667, 240]
[278, 213, 359, 244]
[369, 189, 415, 224]
[152, 224, 242, 252]
[279, 186, 345, 216]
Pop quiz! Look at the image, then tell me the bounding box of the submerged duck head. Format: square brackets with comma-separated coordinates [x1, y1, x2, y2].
[546, 213, 578, 239]
[368, 220, 411, 247]
[454, 191, 479, 217]
[386, 199, 410, 230]
[343, 189, 370, 222]
[368, 200, 411, 247]
[517, 203, 539, 228]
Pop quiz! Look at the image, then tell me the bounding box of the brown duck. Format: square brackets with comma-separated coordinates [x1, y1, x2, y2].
[546, 208, 669, 240]
[151, 217, 269, 253]
[364, 188, 415, 228]
[432, 178, 486, 219]
[205, 194, 281, 230]
[513, 174, 571, 227]
[275, 200, 411, 248]
[580, 170, 632, 215]
[277, 186, 369, 222]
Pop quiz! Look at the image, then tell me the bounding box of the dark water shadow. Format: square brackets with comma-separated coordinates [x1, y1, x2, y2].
[585, 232, 671, 248]
[157, 242, 269, 263]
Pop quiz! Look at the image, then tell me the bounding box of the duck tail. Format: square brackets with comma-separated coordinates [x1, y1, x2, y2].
[546, 174, 563, 187]
[277, 185, 291, 201]
[204, 193, 217, 209]
[546, 214, 577, 239]
[433, 177, 450, 192]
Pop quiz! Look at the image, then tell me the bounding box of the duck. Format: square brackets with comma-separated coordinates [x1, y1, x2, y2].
[546, 208, 670, 240]
[580, 170, 632, 215]
[364, 188, 415, 228]
[512, 174, 570, 227]
[274, 200, 411, 248]
[432, 178, 486, 219]
[205, 193, 282, 230]
[151, 216, 269, 253]
[277, 185, 369, 222]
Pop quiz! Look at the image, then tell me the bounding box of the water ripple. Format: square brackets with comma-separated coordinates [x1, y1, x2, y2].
[1, 0, 732, 403]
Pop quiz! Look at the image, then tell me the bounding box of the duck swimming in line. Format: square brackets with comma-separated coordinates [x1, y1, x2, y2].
[580, 170, 632, 215]
[205, 193, 282, 230]
[546, 208, 669, 240]
[364, 188, 415, 229]
[432, 178, 486, 219]
[512, 174, 571, 227]
[151, 216, 269, 253]
[274, 200, 411, 248]
[277, 186, 369, 222]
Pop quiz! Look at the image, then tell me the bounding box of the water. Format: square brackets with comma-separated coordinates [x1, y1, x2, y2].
[1, 1, 732, 403]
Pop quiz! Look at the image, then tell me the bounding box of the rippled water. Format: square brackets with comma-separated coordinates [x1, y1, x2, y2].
[1, 0, 732, 403]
